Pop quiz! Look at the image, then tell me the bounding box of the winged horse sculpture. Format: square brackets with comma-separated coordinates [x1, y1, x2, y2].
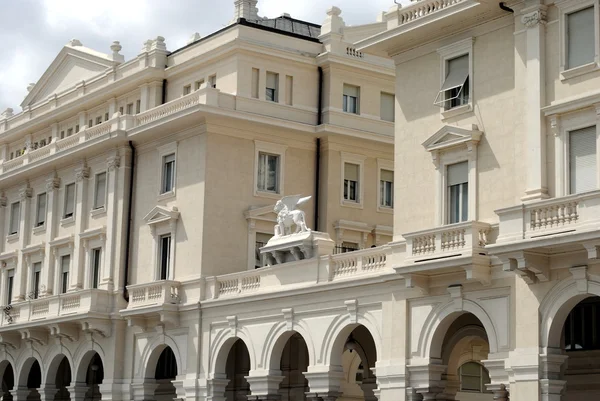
[274, 195, 312, 237]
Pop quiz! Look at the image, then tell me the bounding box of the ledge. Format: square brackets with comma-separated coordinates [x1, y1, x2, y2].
[60, 216, 75, 227]
[6, 233, 19, 244]
[32, 224, 46, 235]
[441, 103, 473, 120]
[157, 190, 176, 202]
[560, 62, 600, 81]
[90, 206, 107, 217]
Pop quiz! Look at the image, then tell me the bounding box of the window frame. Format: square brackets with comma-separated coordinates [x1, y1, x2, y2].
[183, 84, 192, 96]
[157, 142, 178, 200]
[266, 71, 279, 103]
[551, 108, 600, 197]
[377, 159, 394, 213]
[8, 201, 20, 236]
[31, 261, 42, 299]
[340, 153, 366, 209]
[63, 182, 76, 220]
[446, 161, 470, 224]
[35, 192, 47, 228]
[60, 254, 71, 294]
[90, 247, 102, 289]
[93, 171, 108, 210]
[459, 361, 491, 393]
[380, 92, 395, 122]
[158, 234, 172, 281]
[342, 84, 360, 114]
[254, 141, 287, 199]
[435, 38, 474, 119]
[6, 268, 15, 305]
[556, 0, 600, 80]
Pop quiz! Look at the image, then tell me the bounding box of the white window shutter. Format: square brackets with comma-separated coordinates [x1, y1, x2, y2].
[381, 169, 394, 182]
[266, 72, 278, 89]
[345, 163, 359, 181]
[380, 93, 395, 122]
[567, 7, 595, 69]
[570, 126, 597, 194]
[447, 161, 468, 186]
[343, 84, 359, 98]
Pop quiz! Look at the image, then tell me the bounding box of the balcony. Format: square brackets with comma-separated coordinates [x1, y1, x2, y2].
[121, 280, 181, 329]
[0, 290, 112, 346]
[396, 221, 492, 288]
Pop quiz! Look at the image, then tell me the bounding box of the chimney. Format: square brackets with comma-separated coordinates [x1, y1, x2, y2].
[234, 0, 259, 20]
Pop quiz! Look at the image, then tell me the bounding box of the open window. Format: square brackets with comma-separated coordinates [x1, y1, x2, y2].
[434, 38, 474, 117]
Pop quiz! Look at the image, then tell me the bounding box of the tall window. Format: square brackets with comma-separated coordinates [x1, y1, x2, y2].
[343, 84, 359, 114]
[344, 163, 360, 202]
[91, 248, 101, 289]
[435, 54, 469, 110]
[459, 362, 491, 392]
[183, 85, 192, 96]
[9, 202, 20, 235]
[447, 162, 468, 224]
[136, 99, 141, 114]
[60, 255, 70, 294]
[195, 79, 205, 91]
[208, 75, 217, 89]
[266, 72, 279, 102]
[36, 193, 46, 227]
[569, 126, 597, 194]
[126, 103, 134, 115]
[6, 269, 14, 305]
[64, 183, 75, 218]
[159, 234, 172, 280]
[380, 169, 394, 208]
[257, 152, 280, 193]
[32, 262, 42, 299]
[162, 154, 176, 194]
[380, 92, 395, 122]
[94, 172, 107, 209]
[567, 7, 595, 69]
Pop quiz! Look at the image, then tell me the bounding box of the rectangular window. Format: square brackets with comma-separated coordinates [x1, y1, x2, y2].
[435, 54, 470, 110]
[344, 163, 360, 202]
[208, 75, 217, 88]
[447, 161, 469, 224]
[88, 119, 93, 127]
[380, 92, 395, 122]
[94, 172, 107, 209]
[255, 232, 273, 268]
[251, 68, 260, 99]
[95, 116, 102, 125]
[6, 269, 14, 305]
[60, 255, 70, 294]
[136, 99, 141, 114]
[67, 128, 73, 137]
[567, 7, 595, 69]
[126, 103, 134, 115]
[257, 152, 280, 193]
[569, 126, 597, 194]
[9, 202, 20, 235]
[91, 248, 101, 289]
[36, 193, 46, 227]
[195, 79, 205, 90]
[380, 169, 394, 208]
[119, 106, 124, 115]
[162, 153, 176, 194]
[32, 262, 41, 299]
[75, 124, 80, 133]
[60, 130, 65, 139]
[183, 85, 192, 96]
[159, 234, 171, 280]
[335, 241, 359, 254]
[64, 183, 75, 218]
[285, 75, 293, 105]
[104, 112, 109, 121]
[266, 72, 279, 102]
[343, 84, 359, 114]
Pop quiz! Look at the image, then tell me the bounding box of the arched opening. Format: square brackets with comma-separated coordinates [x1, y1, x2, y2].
[83, 352, 104, 401]
[224, 339, 250, 401]
[26, 360, 42, 401]
[559, 296, 600, 400]
[278, 333, 309, 401]
[53, 357, 72, 401]
[439, 313, 493, 401]
[0, 362, 14, 400]
[335, 325, 377, 401]
[155, 346, 178, 400]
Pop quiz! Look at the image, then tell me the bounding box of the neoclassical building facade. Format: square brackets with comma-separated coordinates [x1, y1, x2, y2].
[0, 0, 597, 400]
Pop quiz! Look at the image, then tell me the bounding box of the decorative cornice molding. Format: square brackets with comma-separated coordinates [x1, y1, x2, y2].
[75, 166, 90, 182]
[19, 186, 32, 201]
[521, 7, 547, 28]
[46, 175, 61, 191]
[107, 155, 120, 171]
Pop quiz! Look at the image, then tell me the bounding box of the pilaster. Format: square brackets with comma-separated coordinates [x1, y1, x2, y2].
[71, 163, 89, 291]
[102, 153, 121, 291]
[206, 376, 229, 401]
[10, 387, 32, 401]
[14, 186, 32, 302]
[0, 193, 6, 255]
[131, 381, 158, 401]
[65, 383, 89, 401]
[303, 366, 344, 396]
[42, 174, 60, 296]
[37, 387, 57, 401]
[245, 373, 285, 400]
[520, 2, 549, 201]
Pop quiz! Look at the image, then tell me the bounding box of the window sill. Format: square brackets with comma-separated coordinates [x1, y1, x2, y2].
[341, 200, 363, 209]
[60, 216, 75, 227]
[6, 233, 19, 243]
[157, 190, 176, 202]
[560, 62, 600, 81]
[441, 103, 473, 120]
[254, 190, 281, 200]
[377, 206, 394, 214]
[91, 207, 106, 217]
[32, 225, 46, 234]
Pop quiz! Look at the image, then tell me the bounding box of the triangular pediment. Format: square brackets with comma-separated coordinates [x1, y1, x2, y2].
[245, 204, 277, 223]
[21, 41, 116, 108]
[144, 206, 180, 226]
[422, 124, 483, 152]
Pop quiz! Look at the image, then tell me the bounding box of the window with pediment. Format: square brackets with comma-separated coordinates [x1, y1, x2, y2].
[144, 206, 180, 281]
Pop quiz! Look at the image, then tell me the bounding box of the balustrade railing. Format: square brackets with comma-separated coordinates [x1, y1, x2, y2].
[331, 247, 391, 279]
[399, 0, 465, 25]
[127, 281, 180, 308]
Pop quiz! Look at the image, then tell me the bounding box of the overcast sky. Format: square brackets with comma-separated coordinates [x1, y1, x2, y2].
[0, 0, 394, 112]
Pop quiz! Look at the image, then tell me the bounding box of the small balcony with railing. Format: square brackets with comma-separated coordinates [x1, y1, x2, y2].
[395, 221, 493, 288]
[120, 280, 181, 329]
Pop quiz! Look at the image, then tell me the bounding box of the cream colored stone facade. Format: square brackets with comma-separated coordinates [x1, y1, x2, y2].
[0, 0, 598, 400]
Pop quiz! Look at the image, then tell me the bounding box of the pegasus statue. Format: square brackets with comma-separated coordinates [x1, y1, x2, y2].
[274, 195, 311, 237]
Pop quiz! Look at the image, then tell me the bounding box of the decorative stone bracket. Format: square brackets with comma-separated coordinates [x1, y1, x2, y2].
[499, 251, 549, 284]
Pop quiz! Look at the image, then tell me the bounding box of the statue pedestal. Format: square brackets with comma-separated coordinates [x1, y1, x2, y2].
[260, 231, 334, 266]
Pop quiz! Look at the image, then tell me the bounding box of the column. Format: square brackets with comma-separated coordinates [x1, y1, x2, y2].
[14, 186, 32, 302]
[539, 351, 567, 401]
[131, 380, 158, 401]
[101, 154, 120, 291]
[521, 2, 548, 201]
[303, 367, 344, 401]
[247, 220, 256, 270]
[66, 383, 89, 401]
[245, 372, 285, 400]
[360, 377, 378, 401]
[206, 376, 229, 401]
[0, 193, 6, 256]
[38, 387, 57, 401]
[10, 387, 31, 401]
[70, 163, 89, 291]
[42, 174, 60, 297]
[98, 381, 126, 401]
